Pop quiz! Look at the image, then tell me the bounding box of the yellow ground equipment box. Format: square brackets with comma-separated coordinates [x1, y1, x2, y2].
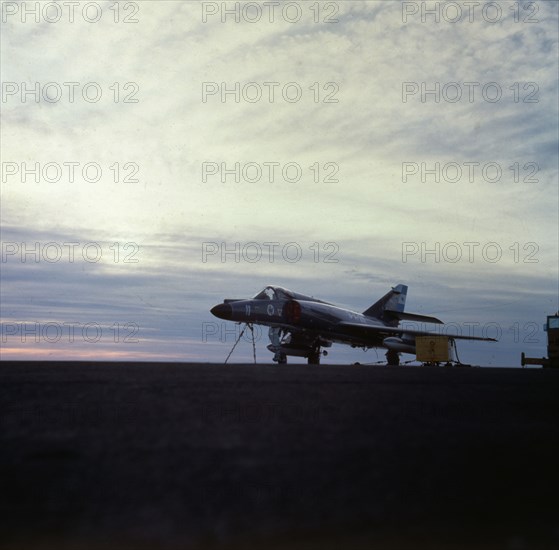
[416, 336, 452, 363]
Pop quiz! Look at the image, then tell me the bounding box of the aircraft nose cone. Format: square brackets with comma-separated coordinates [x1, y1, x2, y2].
[211, 303, 232, 320]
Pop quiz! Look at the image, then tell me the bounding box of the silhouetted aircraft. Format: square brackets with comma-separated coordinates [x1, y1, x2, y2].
[210, 284, 496, 365]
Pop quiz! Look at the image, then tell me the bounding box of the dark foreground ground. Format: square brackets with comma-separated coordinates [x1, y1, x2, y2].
[0, 362, 558, 550]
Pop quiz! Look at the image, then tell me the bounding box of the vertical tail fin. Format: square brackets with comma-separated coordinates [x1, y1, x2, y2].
[363, 284, 408, 325]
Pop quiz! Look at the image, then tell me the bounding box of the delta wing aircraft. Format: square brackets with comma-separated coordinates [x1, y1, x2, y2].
[210, 284, 496, 365]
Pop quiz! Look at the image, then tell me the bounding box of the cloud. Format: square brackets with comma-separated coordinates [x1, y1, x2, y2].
[1, 1, 557, 364]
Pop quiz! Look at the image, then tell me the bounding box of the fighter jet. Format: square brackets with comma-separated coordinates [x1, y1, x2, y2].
[210, 284, 496, 365]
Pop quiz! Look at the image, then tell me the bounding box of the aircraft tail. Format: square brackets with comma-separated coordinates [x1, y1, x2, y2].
[363, 284, 408, 325]
[362, 284, 443, 326]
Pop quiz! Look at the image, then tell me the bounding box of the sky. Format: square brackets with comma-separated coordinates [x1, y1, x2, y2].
[1, 0, 558, 366]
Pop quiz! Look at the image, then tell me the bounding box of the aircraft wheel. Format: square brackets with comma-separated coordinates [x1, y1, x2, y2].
[277, 353, 287, 364]
[386, 350, 400, 366]
[308, 349, 321, 365]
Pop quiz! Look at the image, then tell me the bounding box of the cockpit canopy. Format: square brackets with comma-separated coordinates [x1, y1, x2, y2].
[252, 286, 327, 303]
[252, 286, 294, 300]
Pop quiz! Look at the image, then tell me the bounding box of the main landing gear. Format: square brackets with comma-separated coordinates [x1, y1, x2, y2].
[273, 347, 327, 365]
[268, 328, 328, 365]
[386, 350, 400, 366]
[308, 347, 321, 365]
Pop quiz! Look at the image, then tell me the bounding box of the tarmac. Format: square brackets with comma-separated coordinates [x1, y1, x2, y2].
[1, 361, 558, 550]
